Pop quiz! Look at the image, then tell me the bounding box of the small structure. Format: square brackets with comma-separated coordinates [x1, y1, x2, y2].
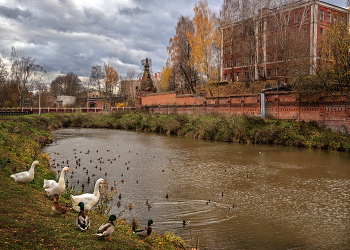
[56, 95, 76, 107]
[88, 98, 111, 110]
[136, 58, 157, 107]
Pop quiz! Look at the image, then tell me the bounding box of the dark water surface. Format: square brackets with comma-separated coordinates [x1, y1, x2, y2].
[43, 128, 350, 250]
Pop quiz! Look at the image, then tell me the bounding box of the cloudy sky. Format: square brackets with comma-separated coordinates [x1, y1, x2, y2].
[0, 0, 346, 84]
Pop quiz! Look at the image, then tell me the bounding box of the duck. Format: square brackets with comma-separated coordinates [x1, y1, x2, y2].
[182, 220, 190, 226]
[43, 167, 70, 197]
[132, 219, 154, 238]
[52, 194, 70, 218]
[71, 178, 105, 213]
[10, 160, 40, 185]
[75, 202, 90, 232]
[96, 215, 117, 241]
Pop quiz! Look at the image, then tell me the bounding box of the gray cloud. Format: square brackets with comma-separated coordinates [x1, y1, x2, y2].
[0, 6, 32, 20]
[119, 6, 148, 16]
[0, 0, 346, 85]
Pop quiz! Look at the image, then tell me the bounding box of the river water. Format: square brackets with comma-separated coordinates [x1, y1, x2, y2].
[43, 128, 350, 250]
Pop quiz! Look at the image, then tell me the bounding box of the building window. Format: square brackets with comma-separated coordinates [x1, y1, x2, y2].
[236, 72, 240, 81]
[259, 54, 263, 64]
[230, 59, 233, 68]
[224, 74, 227, 81]
[244, 72, 249, 80]
[259, 38, 262, 48]
[305, 9, 310, 20]
[267, 53, 272, 62]
[267, 20, 272, 30]
[236, 44, 240, 52]
[303, 29, 309, 39]
[267, 69, 271, 78]
[230, 73, 234, 81]
[244, 57, 249, 66]
[259, 22, 264, 33]
[236, 58, 240, 67]
[294, 13, 299, 23]
[320, 28, 323, 36]
[334, 14, 338, 24]
[327, 12, 331, 23]
[245, 26, 249, 36]
[275, 68, 279, 77]
[320, 10, 324, 21]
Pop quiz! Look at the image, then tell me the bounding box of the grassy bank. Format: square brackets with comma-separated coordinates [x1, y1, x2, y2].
[44, 110, 350, 152]
[1, 111, 350, 249]
[0, 115, 187, 250]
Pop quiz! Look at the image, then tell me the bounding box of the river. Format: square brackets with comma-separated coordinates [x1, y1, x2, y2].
[43, 128, 350, 250]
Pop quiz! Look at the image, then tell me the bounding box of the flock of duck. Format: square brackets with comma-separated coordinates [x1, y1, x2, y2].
[10, 159, 154, 242]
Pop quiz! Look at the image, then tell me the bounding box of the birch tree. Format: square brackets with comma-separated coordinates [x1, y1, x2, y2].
[187, 0, 221, 95]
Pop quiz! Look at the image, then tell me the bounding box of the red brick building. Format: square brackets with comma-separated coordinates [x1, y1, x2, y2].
[221, 0, 348, 82]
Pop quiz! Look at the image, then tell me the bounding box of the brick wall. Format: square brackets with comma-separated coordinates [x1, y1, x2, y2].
[140, 91, 350, 133]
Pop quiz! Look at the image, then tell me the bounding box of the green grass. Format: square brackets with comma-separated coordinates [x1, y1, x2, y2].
[0, 115, 187, 250]
[1, 110, 350, 249]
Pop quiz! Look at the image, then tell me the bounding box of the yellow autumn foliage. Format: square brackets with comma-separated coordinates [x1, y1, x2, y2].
[187, 0, 221, 95]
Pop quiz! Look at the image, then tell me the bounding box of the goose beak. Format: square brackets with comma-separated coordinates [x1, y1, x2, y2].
[38, 162, 40, 165]
[103, 181, 106, 184]
[67, 168, 70, 171]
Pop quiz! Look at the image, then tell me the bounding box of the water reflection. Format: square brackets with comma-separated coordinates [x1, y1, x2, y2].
[43, 128, 350, 250]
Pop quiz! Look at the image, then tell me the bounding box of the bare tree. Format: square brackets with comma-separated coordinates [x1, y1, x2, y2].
[50, 72, 82, 97]
[90, 65, 105, 97]
[0, 59, 8, 107]
[10, 47, 46, 107]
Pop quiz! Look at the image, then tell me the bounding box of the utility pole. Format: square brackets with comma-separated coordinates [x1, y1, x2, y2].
[39, 89, 41, 116]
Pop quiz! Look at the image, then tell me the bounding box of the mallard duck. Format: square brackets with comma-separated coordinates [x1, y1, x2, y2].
[71, 178, 105, 213]
[43, 167, 70, 197]
[10, 160, 40, 185]
[132, 219, 154, 238]
[182, 220, 190, 226]
[52, 194, 70, 218]
[96, 214, 117, 241]
[75, 202, 90, 232]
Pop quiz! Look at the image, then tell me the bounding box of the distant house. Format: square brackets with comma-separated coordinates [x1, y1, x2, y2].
[88, 97, 111, 110]
[56, 95, 76, 107]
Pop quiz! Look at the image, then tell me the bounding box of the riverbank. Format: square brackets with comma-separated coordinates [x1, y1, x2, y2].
[1, 111, 350, 249]
[0, 115, 187, 250]
[48, 110, 350, 152]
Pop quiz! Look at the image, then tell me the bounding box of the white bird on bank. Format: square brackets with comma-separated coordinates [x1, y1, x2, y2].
[43, 167, 70, 197]
[71, 178, 105, 213]
[10, 160, 40, 185]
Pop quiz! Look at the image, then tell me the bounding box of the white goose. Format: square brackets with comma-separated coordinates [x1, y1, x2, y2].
[10, 160, 40, 185]
[71, 178, 105, 213]
[43, 167, 70, 197]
